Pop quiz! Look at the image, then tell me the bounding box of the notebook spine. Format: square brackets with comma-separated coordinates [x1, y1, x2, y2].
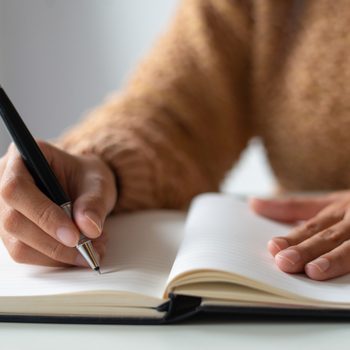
[160, 294, 202, 323]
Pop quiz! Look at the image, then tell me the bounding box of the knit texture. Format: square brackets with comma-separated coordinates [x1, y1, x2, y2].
[57, 0, 350, 211]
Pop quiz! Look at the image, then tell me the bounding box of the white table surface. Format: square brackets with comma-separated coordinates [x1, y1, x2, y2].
[1, 321, 350, 350]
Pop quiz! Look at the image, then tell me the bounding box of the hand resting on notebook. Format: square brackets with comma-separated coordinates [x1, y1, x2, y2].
[251, 193, 350, 281]
[0, 141, 117, 267]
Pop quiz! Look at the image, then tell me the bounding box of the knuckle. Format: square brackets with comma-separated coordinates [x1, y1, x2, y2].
[322, 207, 345, 221]
[320, 228, 345, 244]
[331, 208, 345, 220]
[2, 209, 21, 234]
[48, 242, 65, 261]
[8, 240, 27, 264]
[0, 176, 21, 202]
[303, 220, 320, 234]
[36, 203, 58, 229]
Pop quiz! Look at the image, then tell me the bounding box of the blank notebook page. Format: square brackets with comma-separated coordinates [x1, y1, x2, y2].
[0, 211, 185, 300]
[168, 194, 350, 304]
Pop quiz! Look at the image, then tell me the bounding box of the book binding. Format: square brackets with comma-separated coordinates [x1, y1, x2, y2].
[2, 294, 350, 324]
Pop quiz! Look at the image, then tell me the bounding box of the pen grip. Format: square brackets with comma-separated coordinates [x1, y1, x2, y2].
[61, 202, 99, 270]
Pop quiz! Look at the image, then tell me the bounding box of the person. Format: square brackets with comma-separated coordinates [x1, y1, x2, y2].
[1, 0, 350, 281]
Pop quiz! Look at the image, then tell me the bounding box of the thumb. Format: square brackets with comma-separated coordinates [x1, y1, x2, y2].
[249, 195, 333, 223]
[72, 173, 117, 239]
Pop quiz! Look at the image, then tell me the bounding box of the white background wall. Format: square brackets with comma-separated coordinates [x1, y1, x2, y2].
[0, 0, 178, 149]
[0, 0, 275, 196]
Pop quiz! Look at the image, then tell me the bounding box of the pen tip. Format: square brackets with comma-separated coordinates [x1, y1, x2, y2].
[94, 267, 101, 275]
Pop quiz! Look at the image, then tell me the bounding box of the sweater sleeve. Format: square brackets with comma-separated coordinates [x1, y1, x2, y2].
[56, 0, 253, 211]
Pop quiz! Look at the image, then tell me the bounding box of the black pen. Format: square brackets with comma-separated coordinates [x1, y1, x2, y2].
[0, 85, 100, 273]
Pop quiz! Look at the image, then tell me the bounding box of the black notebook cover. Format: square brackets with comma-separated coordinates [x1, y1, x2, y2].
[1, 294, 350, 325]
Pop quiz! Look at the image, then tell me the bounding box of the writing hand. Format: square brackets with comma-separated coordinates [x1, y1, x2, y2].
[0, 141, 117, 267]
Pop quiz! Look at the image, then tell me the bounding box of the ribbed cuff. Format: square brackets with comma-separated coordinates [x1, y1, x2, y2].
[56, 129, 157, 213]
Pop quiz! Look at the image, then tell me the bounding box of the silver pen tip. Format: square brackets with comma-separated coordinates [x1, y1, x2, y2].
[94, 267, 101, 275]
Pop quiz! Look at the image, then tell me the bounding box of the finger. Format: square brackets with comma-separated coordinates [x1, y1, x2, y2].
[72, 160, 117, 239]
[0, 154, 80, 247]
[0, 205, 87, 266]
[305, 241, 350, 281]
[274, 221, 350, 274]
[250, 195, 334, 223]
[2, 235, 69, 267]
[2, 234, 104, 268]
[268, 202, 345, 256]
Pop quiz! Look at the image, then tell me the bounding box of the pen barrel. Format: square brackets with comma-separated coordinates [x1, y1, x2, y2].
[0, 86, 69, 205]
[0, 85, 100, 272]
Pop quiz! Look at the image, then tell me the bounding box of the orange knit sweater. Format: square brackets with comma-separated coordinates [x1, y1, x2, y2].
[58, 0, 350, 211]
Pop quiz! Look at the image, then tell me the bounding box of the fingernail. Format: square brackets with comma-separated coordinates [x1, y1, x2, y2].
[306, 258, 330, 273]
[276, 249, 301, 266]
[268, 238, 289, 254]
[56, 227, 78, 247]
[84, 211, 102, 234]
[75, 254, 90, 267]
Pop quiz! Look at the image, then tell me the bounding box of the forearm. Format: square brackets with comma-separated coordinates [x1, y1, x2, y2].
[57, 0, 253, 212]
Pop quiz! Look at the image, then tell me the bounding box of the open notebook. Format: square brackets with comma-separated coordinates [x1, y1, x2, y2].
[2, 193, 350, 324]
